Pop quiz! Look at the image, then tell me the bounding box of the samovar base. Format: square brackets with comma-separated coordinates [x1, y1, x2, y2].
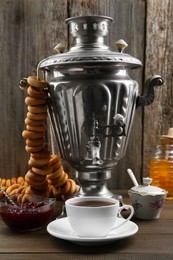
[75, 170, 123, 202]
[77, 180, 114, 197]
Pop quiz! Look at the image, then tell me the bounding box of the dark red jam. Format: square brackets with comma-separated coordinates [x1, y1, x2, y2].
[0, 202, 54, 232]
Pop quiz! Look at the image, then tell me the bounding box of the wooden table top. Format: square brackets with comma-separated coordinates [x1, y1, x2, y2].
[0, 190, 172, 260]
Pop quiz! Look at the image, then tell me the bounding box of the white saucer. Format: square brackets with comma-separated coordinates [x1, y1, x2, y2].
[47, 217, 138, 246]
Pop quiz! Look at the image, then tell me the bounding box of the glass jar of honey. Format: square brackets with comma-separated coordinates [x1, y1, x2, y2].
[149, 128, 173, 200]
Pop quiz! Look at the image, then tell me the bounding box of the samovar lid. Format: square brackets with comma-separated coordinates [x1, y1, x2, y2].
[38, 15, 142, 70]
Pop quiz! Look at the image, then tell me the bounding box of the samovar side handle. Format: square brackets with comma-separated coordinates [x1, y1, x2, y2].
[136, 75, 164, 107]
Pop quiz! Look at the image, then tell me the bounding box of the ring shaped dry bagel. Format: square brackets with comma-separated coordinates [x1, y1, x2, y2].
[17, 176, 25, 184]
[49, 154, 60, 165]
[51, 186, 61, 198]
[47, 167, 64, 185]
[26, 138, 45, 147]
[49, 155, 62, 170]
[6, 184, 21, 195]
[32, 167, 52, 176]
[60, 180, 71, 195]
[17, 193, 24, 203]
[11, 177, 17, 184]
[28, 105, 47, 114]
[31, 182, 48, 192]
[25, 96, 47, 106]
[26, 125, 46, 133]
[66, 179, 77, 194]
[51, 161, 61, 171]
[25, 170, 46, 182]
[22, 130, 44, 139]
[27, 112, 47, 121]
[6, 179, 11, 188]
[25, 145, 45, 153]
[75, 184, 80, 193]
[48, 171, 67, 186]
[31, 150, 50, 159]
[47, 178, 59, 186]
[25, 118, 45, 127]
[30, 182, 48, 191]
[28, 157, 50, 167]
[27, 86, 48, 99]
[57, 172, 68, 187]
[27, 76, 48, 89]
[1, 179, 6, 186]
[25, 174, 46, 187]
[47, 167, 63, 180]
[15, 186, 27, 194]
[25, 185, 49, 195]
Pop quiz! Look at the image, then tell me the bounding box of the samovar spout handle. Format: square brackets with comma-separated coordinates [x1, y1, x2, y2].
[136, 75, 164, 107]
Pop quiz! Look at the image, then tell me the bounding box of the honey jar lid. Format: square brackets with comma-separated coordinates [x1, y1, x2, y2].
[160, 127, 173, 144]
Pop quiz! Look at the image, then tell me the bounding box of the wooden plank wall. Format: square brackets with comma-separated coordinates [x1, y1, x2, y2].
[0, 0, 172, 190]
[144, 0, 173, 177]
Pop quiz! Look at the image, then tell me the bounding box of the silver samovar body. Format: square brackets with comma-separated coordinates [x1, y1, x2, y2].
[38, 16, 163, 197]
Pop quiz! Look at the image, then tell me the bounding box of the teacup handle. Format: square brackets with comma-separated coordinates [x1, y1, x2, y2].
[112, 204, 134, 231]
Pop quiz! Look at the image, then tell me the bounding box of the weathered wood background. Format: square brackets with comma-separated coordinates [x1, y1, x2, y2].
[0, 0, 172, 189]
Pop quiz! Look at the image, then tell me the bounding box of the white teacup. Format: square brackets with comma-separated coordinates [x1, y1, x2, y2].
[65, 196, 134, 237]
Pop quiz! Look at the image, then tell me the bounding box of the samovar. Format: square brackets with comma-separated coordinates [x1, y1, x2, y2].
[38, 15, 163, 197]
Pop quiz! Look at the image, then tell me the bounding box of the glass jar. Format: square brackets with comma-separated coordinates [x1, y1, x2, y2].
[149, 144, 173, 200]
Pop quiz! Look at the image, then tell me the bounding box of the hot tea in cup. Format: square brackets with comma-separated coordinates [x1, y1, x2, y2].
[65, 197, 134, 237]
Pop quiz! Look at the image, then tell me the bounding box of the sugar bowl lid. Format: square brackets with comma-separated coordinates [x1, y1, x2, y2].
[130, 177, 167, 196]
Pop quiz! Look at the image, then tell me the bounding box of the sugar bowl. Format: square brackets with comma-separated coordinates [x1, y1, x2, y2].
[128, 177, 167, 220]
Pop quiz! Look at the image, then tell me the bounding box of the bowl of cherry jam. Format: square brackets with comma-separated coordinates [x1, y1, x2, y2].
[0, 194, 56, 232]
